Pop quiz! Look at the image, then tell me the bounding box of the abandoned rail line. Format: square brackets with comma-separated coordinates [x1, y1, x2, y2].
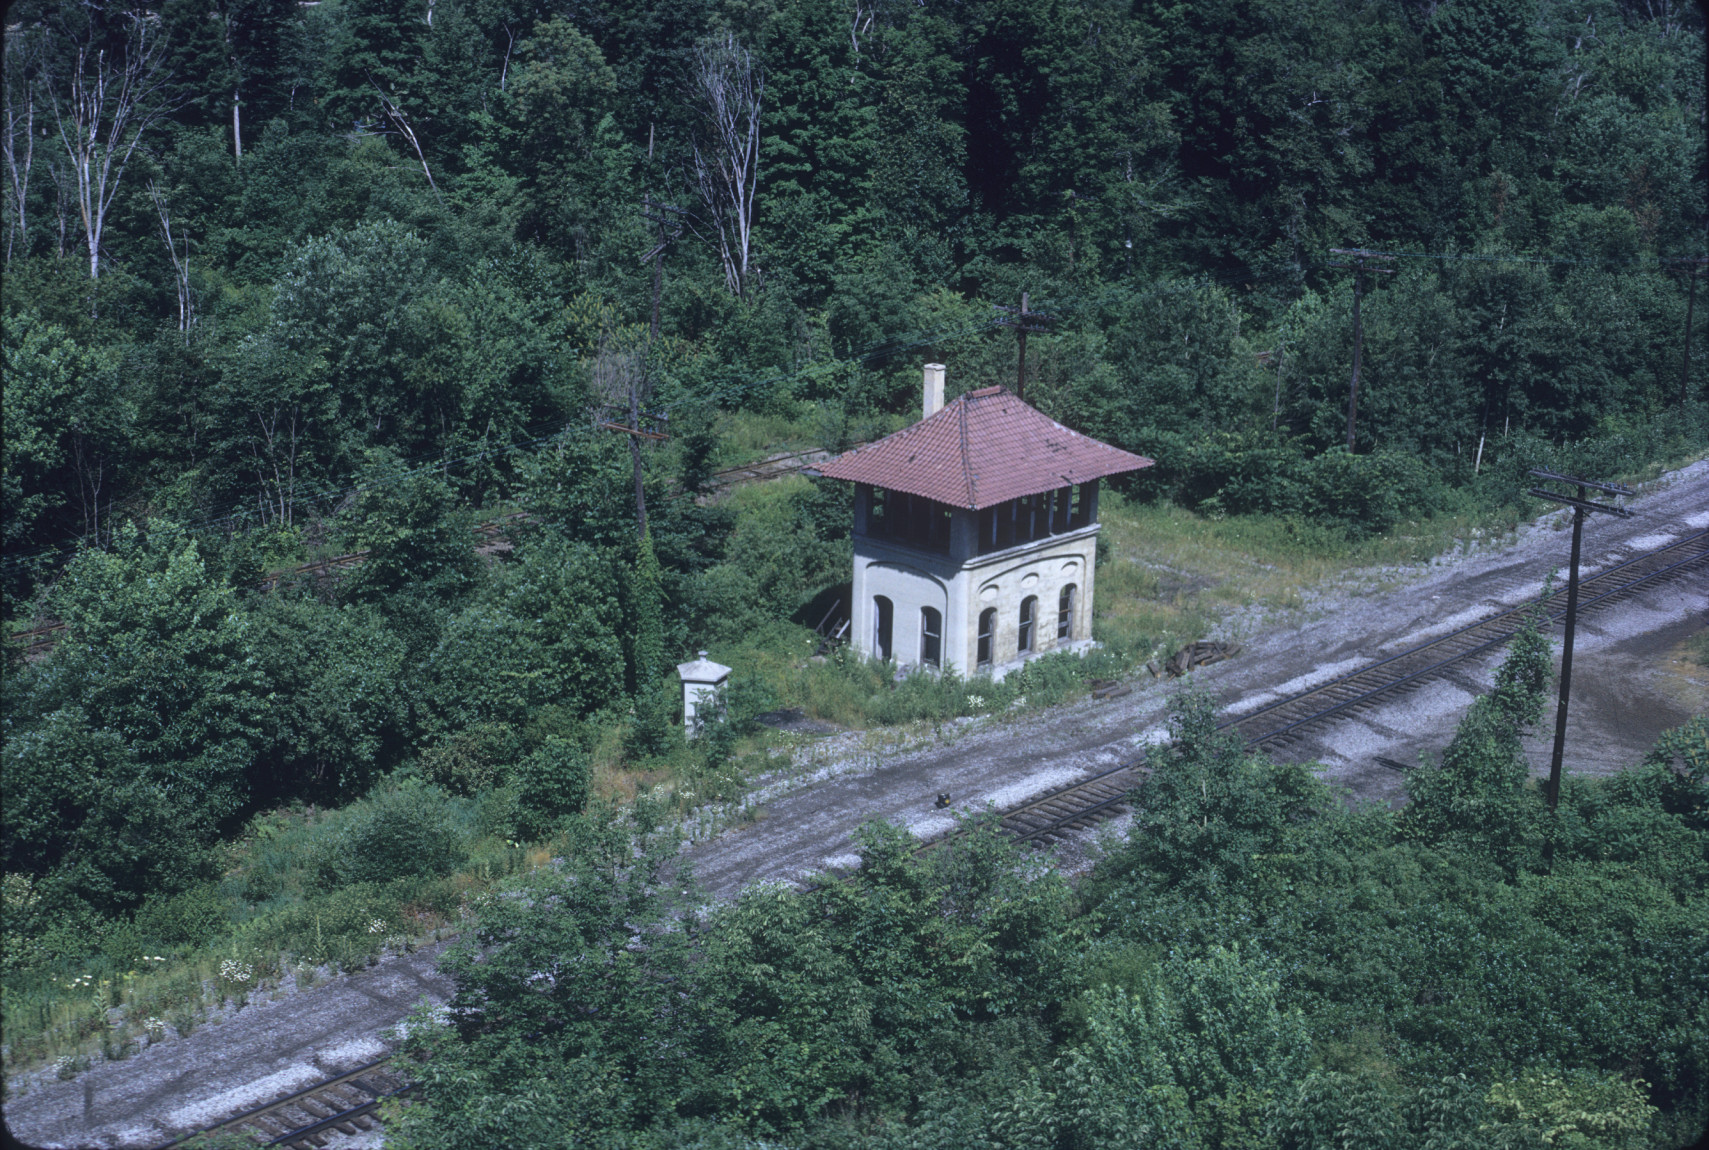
[979, 527, 1708, 849]
[8, 449, 839, 661]
[153, 1057, 409, 1150]
[75, 530, 1709, 1149]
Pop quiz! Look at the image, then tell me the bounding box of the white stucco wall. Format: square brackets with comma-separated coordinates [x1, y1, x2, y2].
[852, 520, 1098, 677]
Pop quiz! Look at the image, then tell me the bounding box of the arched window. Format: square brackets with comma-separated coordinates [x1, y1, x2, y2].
[977, 608, 996, 667]
[1057, 584, 1077, 640]
[920, 607, 942, 667]
[1018, 595, 1037, 654]
[873, 596, 893, 661]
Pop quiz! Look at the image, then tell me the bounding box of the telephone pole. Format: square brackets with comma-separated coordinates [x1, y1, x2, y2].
[1328, 249, 1394, 451]
[1670, 256, 1706, 418]
[596, 198, 686, 538]
[640, 197, 687, 343]
[994, 293, 1054, 400]
[1526, 469, 1634, 810]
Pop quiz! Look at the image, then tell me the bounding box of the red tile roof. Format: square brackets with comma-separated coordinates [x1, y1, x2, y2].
[818, 387, 1152, 509]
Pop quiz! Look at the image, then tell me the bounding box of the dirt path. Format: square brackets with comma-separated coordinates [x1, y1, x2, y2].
[7, 462, 1704, 1149]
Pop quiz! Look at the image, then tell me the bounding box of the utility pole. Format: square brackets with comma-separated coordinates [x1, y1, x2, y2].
[597, 387, 668, 540]
[1328, 249, 1394, 451]
[1271, 342, 1287, 433]
[994, 293, 1054, 400]
[1526, 469, 1634, 810]
[640, 196, 687, 343]
[1673, 256, 1706, 418]
[595, 198, 686, 539]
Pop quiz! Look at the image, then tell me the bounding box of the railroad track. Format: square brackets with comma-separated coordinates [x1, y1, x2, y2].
[700, 446, 855, 497]
[1228, 528, 1708, 752]
[961, 528, 1709, 849]
[155, 1057, 411, 1150]
[9, 512, 537, 659]
[146, 533, 1704, 1143]
[9, 447, 838, 657]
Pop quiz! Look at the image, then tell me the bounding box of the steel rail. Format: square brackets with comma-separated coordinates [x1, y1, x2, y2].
[1229, 529, 1707, 736]
[262, 1082, 414, 1147]
[956, 528, 1707, 849]
[152, 1056, 408, 1150]
[1234, 530, 1707, 747]
[128, 532, 1709, 1143]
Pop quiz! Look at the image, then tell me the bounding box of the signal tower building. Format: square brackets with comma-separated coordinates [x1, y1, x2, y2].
[818, 365, 1152, 678]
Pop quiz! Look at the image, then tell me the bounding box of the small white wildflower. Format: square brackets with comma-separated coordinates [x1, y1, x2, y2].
[966, 694, 985, 709]
[142, 1017, 167, 1040]
[368, 918, 387, 935]
[219, 959, 253, 984]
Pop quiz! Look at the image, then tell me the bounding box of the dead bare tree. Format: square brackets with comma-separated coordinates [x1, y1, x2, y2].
[2, 37, 38, 264]
[41, 10, 173, 283]
[371, 80, 442, 202]
[147, 179, 193, 337]
[688, 33, 762, 298]
[251, 402, 305, 526]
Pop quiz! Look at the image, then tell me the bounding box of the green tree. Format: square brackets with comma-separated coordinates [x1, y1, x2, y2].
[1402, 600, 1552, 863]
[244, 595, 410, 802]
[513, 737, 592, 840]
[3, 525, 266, 917]
[391, 823, 701, 1144]
[1117, 690, 1328, 891]
[2, 315, 117, 566]
[422, 535, 625, 733]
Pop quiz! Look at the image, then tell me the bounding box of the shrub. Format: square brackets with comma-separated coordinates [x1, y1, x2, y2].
[514, 739, 592, 840]
[1149, 431, 1440, 540]
[313, 785, 466, 891]
[134, 885, 232, 948]
[1006, 651, 1090, 708]
[418, 723, 523, 795]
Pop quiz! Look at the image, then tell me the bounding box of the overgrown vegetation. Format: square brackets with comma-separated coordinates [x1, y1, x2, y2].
[377, 637, 1709, 1148]
[2, 0, 1705, 1131]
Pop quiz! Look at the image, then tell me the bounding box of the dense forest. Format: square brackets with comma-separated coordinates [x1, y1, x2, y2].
[2, 0, 1706, 1144]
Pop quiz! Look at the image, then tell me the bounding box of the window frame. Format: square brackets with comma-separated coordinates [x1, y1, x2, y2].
[1018, 595, 1037, 654]
[873, 595, 894, 661]
[920, 606, 942, 668]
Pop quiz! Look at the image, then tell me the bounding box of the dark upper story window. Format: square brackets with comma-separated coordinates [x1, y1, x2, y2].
[1018, 595, 1037, 653]
[976, 482, 1095, 556]
[865, 488, 952, 554]
[920, 607, 941, 667]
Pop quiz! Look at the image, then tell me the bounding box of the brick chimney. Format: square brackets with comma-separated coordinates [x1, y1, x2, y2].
[923, 363, 945, 420]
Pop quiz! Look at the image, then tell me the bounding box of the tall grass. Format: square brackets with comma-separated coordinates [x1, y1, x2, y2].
[1090, 488, 1544, 662]
[0, 786, 536, 1085]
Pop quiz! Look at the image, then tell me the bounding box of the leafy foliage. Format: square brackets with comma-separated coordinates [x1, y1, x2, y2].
[2, 0, 1704, 1129]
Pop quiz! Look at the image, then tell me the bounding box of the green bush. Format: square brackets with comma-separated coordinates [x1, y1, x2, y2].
[312, 785, 466, 891]
[1006, 651, 1092, 708]
[134, 885, 232, 948]
[418, 723, 523, 796]
[514, 738, 592, 840]
[1149, 432, 1440, 540]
